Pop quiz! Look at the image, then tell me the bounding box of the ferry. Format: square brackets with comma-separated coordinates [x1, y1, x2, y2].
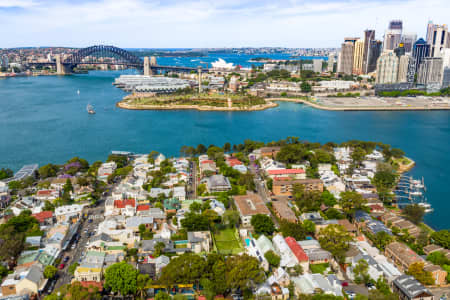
[87, 104, 96, 114]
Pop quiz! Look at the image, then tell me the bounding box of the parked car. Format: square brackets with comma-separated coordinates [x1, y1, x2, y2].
[341, 281, 349, 287]
[58, 263, 65, 269]
[64, 256, 70, 262]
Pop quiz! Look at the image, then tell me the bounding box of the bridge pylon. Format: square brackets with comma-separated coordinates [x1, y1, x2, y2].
[55, 54, 71, 75]
[143, 57, 152, 76]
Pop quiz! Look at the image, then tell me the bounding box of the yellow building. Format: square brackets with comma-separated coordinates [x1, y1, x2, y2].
[352, 39, 365, 75]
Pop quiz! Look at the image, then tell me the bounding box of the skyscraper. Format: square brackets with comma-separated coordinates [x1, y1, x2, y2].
[352, 39, 365, 75]
[337, 42, 355, 75]
[401, 33, 417, 53]
[362, 30, 375, 74]
[426, 23, 448, 57]
[417, 57, 443, 86]
[383, 20, 403, 51]
[412, 38, 430, 73]
[376, 51, 399, 84]
[397, 54, 412, 83]
[367, 40, 382, 73]
[327, 52, 338, 72]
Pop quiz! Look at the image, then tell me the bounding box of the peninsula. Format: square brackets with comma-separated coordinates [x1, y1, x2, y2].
[117, 92, 278, 111]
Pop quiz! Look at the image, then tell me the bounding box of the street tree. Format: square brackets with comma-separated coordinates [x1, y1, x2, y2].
[104, 262, 139, 295]
[318, 224, 353, 262]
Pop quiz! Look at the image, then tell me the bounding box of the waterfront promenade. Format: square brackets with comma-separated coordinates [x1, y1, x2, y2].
[272, 96, 450, 111]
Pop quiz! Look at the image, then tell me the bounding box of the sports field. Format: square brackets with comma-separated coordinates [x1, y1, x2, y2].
[213, 228, 244, 254]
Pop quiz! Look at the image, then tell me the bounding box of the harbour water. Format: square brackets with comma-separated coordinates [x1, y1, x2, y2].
[0, 65, 449, 230]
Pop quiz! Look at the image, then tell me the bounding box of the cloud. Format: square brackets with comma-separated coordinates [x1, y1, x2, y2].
[0, 0, 449, 48]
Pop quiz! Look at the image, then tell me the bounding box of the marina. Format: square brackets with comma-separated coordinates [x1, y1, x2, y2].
[395, 175, 433, 212]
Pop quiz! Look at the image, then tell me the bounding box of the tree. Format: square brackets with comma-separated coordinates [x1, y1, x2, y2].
[104, 262, 139, 295]
[318, 224, 353, 262]
[250, 214, 275, 235]
[180, 212, 210, 231]
[321, 190, 337, 207]
[351, 147, 366, 166]
[279, 220, 306, 241]
[63, 178, 74, 193]
[225, 254, 265, 293]
[431, 230, 450, 249]
[353, 259, 369, 284]
[0, 168, 13, 180]
[368, 290, 398, 300]
[223, 210, 240, 227]
[390, 148, 405, 158]
[68, 263, 79, 275]
[223, 142, 231, 153]
[43, 201, 55, 212]
[39, 164, 58, 178]
[155, 292, 171, 300]
[264, 250, 281, 268]
[339, 191, 366, 218]
[196, 144, 207, 155]
[402, 204, 425, 225]
[372, 231, 393, 250]
[159, 253, 207, 286]
[189, 202, 202, 213]
[154, 241, 166, 257]
[137, 274, 152, 300]
[301, 81, 312, 92]
[407, 262, 434, 285]
[207, 146, 224, 160]
[302, 220, 316, 234]
[427, 251, 450, 266]
[44, 265, 58, 279]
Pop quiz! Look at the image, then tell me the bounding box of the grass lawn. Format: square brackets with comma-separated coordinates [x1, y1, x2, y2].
[214, 228, 243, 254]
[310, 263, 329, 274]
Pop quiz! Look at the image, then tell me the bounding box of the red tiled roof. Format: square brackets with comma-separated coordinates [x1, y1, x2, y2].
[274, 176, 291, 181]
[137, 204, 150, 211]
[201, 160, 214, 164]
[37, 190, 55, 196]
[226, 158, 243, 167]
[114, 199, 136, 208]
[368, 204, 384, 211]
[285, 236, 309, 262]
[32, 211, 53, 223]
[79, 281, 103, 291]
[268, 169, 305, 175]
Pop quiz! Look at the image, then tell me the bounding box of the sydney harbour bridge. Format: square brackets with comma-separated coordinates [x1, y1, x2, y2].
[27, 45, 208, 75]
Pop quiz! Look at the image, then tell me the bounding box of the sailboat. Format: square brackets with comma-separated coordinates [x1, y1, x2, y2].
[87, 103, 96, 114]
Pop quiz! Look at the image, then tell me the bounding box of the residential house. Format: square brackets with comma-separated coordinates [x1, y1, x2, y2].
[267, 169, 306, 180]
[202, 175, 231, 193]
[173, 186, 186, 201]
[187, 231, 212, 253]
[50, 178, 77, 191]
[114, 199, 136, 217]
[272, 179, 323, 197]
[392, 275, 434, 300]
[31, 211, 54, 226]
[272, 201, 297, 223]
[291, 274, 343, 297]
[233, 193, 271, 227]
[35, 190, 59, 202]
[1, 264, 45, 296]
[209, 199, 226, 216]
[199, 160, 216, 178]
[260, 147, 281, 159]
[285, 237, 309, 271]
[54, 204, 84, 223]
[272, 234, 298, 268]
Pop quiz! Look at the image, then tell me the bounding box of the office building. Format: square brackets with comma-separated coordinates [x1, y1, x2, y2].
[417, 57, 443, 86]
[426, 22, 448, 57]
[412, 38, 430, 72]
[383, 20, 403, 51]
[394, 44, 406, 57]
[337, 42, 354, 75]
[397, 54, 413, 83]
[313, 59, 323, 73]
[352, 39, 365, 75]
[442, 68, 450, 88]
[401, 33, 417, 53]
[327, 52, 338, 72]
[367, 40, 382, 73]
[376, 51, 399, 84]
[362, 30, 376, 74]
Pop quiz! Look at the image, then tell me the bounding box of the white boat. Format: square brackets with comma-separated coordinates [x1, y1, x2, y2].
[410, 191, 422, 196]
[418, 203, 433, 213]
[87, 104, 96, 114]
[77, 89, 80, 95]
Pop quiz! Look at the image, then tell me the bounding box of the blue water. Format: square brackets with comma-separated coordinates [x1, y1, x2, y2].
[0, 56, 448, 230]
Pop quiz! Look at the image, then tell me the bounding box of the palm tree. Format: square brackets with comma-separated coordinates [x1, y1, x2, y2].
[137, 274, 152, 300]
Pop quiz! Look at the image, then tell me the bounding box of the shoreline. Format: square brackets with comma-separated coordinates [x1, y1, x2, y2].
[116, 99, 279, 111]
[270, 97, 450, 111]
[117, 96, 450, 112]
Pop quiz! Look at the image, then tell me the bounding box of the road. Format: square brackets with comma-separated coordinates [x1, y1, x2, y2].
[430, 286, 450, 299]
[49, 197, 106, 292]
[187, 160, 197, 199]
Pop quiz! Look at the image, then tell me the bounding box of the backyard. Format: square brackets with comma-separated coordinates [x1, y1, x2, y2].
[213, 228, 244, 255]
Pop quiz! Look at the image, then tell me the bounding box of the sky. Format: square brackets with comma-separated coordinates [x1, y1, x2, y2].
[0, 0, 449, 48]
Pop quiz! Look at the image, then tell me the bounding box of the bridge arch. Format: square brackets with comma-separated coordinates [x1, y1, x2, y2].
[65, 45, 143, 67]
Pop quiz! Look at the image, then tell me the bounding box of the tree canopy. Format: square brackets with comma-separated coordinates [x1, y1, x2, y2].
[250, 214, 275, 235]
[104, 262, 139, 295]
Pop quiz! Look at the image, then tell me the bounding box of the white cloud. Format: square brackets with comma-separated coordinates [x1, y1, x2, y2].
[0, 0, 36, 8]
[0, 0, 449, 48]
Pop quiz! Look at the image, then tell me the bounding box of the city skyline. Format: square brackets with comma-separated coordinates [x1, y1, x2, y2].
[1, 0, 449, 48]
